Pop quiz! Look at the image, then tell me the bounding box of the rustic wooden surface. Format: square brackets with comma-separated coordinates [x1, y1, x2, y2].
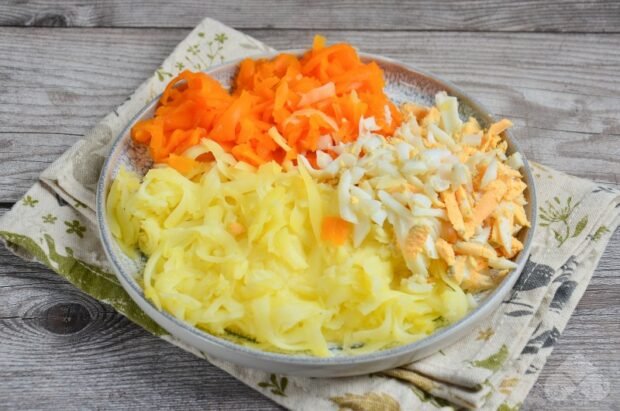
[0, 1, 618, 410]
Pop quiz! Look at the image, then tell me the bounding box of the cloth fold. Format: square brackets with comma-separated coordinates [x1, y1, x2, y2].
[1, 18, 618, 410]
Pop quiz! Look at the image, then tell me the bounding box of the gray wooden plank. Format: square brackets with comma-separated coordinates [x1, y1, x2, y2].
[0, 28, 618, 202]
[1, 0, 619, 33]
[0, 132, 82, 203]
[1, 203, 618, 410]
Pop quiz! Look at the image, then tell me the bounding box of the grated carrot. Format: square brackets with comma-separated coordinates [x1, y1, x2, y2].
[131, 35, 402, 169]
[321, 216, 352, 246]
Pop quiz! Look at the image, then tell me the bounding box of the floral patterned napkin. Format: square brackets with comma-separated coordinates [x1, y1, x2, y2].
[1, 18, 618, 410]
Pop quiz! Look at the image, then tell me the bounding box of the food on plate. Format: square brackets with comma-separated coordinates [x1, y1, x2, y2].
[107, 37, 529, 357]
[131, 35, 401, 169]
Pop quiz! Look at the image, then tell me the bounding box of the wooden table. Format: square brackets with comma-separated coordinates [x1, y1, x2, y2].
[1, 1, 618, 409]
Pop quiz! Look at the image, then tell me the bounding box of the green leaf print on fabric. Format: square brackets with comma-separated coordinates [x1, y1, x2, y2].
[481, 379, 495, 403]
[409, 386, 453, 408]
[171, 32, 230, 74]
[22, 195, 38, 207]
[187, 44, 201, 56]
[471, 344, 509, 371]
[539, 196, 586, 247]
[497, 402, 521, 411]
[330, 392, 401, 411]
[44, 235, 118, 286]
[214, 33, 228, 44]
[572, 216, 588, 238]
[42, 214, 57, 224]
[0, 230, 51, 266]
[64, 220, 86, 238]
[156, 68, 173, 82]
[589, 225, 610, 242]
[258, 374, 288, 397]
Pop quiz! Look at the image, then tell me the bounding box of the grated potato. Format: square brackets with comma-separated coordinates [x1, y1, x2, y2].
[108, 143, 473, 357]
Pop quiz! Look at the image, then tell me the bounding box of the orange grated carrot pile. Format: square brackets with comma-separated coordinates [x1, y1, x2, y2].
[131, 35, 402, 170]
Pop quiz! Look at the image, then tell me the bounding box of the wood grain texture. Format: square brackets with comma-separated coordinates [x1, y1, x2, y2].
[1, 2, 619, 408]
[0, 132, 81, 202]
[0, 28, 618, 201]
[1, 0, 620, 32]
[1, 204, 618, 409]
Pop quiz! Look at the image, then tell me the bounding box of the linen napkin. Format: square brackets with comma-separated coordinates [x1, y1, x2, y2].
[1, 18, 618, 410]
